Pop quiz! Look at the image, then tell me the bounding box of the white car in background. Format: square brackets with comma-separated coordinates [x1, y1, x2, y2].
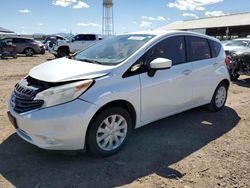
[8, 30, 230, 156]
[223, 38, 250, 54]
[49, 34, 101, 58]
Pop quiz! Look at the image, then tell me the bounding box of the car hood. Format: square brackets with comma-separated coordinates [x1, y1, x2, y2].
[29, 57, 114, 82]
[223, 46, 245, 51]
[232, 47, 250, 54]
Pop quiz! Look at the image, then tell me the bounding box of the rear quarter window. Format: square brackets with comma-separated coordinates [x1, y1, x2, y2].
[209, 40, 221, 57]
[187, 36, 211, 61]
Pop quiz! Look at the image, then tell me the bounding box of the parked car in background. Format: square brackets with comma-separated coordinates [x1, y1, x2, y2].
[43, 35, 65, 50]
[49, 34, 101, 58]
[0, 40, 17, 59]
[221, 40, 231, 45]
[0, 37, 45, 56]
[223, 38, 250, 54]
[7, 31, 230, 156]
[227, 48, 250, 80]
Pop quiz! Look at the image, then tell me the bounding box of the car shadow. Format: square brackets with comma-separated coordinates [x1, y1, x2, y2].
[16, 54, 41, 58]
[0, 106, 240, 188]
[46, 57, 56, 61]
[233, 77, 250, 88]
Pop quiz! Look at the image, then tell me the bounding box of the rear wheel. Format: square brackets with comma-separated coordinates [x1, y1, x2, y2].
[207, 82, 228, 111]
[86, 107, 132, 157]
[24, 48, 34, 56]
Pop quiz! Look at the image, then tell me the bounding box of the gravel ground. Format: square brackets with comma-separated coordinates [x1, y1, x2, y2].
[0, 52, 249, 188]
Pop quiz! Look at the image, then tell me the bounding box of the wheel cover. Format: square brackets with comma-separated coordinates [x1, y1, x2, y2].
[96, 114, 127, 151]
[26, 49, 33, 56]
[215, 86, 227, 108]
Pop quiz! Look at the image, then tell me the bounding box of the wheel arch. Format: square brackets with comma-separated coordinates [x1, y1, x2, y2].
[220, 78, 230, 89]
[210, 78, 230, 101]
[87, 100, 137, 133]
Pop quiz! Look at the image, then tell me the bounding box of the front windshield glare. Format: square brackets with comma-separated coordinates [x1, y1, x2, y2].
[74, 34, 154, 65]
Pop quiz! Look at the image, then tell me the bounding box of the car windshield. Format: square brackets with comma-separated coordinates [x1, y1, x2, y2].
[225, 40, 249, 47]
[65, 35, 74, 42]
[74, 34, 154, 65]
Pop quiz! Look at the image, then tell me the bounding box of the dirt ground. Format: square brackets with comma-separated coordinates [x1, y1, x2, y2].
[0, 52, 249, 188]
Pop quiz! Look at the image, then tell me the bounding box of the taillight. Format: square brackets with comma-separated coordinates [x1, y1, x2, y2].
[31, 42, 39, 47]
[225, 54, 230, 65]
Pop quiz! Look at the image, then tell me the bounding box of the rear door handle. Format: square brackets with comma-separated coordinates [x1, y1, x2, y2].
[182, 69, 192, 75]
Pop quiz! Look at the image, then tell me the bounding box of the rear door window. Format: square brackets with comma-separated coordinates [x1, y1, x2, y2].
[187, 36, 211, 61]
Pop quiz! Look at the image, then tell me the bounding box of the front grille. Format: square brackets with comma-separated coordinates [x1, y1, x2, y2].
[15, 82, 37, 99]
[12, 79, 44, 113]
[12, 95, 44, 113]
[11, 76, 74, 113]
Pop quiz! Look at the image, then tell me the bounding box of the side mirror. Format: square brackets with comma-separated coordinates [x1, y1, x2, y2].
[71, 38, 75, 42]
[150, 58, 172, 70]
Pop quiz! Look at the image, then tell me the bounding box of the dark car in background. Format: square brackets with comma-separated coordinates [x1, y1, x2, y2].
[0, 37, 45, 56]
[227, 48, 250, 80]
[0, 40, 17, 59]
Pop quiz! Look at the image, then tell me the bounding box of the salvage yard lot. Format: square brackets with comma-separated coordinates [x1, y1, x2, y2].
[0, 53, 249, 188]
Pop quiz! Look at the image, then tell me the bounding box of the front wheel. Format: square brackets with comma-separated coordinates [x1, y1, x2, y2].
[207, 82, 228, 111]
[57, 49, 69, 58]
[24, 48, 34, 56]
[86, 107, 132, 157]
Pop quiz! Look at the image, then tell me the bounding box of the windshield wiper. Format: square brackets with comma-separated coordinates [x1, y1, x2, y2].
[76, 58, 106, 65]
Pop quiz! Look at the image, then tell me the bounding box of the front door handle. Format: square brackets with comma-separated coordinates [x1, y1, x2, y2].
[182, 69, 192, 75]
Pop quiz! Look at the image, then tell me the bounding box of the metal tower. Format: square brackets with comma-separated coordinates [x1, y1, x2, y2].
[102, 0, 114, 36]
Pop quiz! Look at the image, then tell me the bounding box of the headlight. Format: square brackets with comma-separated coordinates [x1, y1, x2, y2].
[34, 80, 93, 108]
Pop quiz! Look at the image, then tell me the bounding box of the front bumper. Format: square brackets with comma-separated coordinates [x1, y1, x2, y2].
[39, 47, 45, 54]
[7, 98, 99, 150]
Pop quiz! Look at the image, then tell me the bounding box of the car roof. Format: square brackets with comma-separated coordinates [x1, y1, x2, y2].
[2, 37, 34, 40]
[126, 29, 220, 42]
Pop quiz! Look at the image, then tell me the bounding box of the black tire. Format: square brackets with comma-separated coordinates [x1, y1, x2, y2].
[230, 71, 240, 81]
[86, 107, 132, 157]
[207, 82, 228, 112]
[57, 49, 69, 58]
[24, 48, 34, 56]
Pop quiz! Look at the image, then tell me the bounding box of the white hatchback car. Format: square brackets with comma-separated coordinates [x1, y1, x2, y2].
[7, 30, 230, 156]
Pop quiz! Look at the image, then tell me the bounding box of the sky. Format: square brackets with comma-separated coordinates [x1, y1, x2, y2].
[1, 0, 250, 35]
